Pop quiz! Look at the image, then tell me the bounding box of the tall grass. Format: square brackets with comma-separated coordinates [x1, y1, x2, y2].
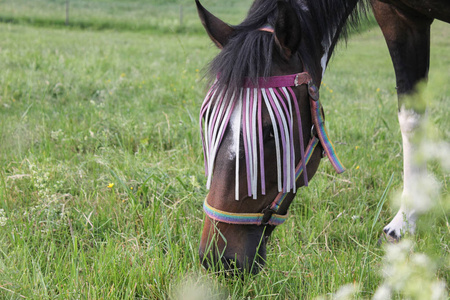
[0, 3, 448, 299]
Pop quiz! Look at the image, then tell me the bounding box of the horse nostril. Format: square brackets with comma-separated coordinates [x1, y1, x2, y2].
[199, 252, 243, 273]
[199, 250, 213, 270]
[223, 255, 266, 275]
[200, 257, 212, 270]
[221, 256, 241, 271]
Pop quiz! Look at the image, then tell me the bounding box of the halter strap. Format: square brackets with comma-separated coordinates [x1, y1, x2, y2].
[202, 72, 345, 226]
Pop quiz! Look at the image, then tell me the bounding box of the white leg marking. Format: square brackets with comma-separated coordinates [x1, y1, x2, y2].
[383, 106, 426, 240]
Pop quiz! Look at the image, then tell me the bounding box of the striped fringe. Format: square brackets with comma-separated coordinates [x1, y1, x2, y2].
[200, 84, 307, 200]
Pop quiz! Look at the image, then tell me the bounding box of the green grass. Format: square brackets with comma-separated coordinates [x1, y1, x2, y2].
[0, 0, 256, 33]
[0, 4, 448, 299]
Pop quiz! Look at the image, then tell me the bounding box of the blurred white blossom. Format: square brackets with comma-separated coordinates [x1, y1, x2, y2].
[0, 209, 7, 226]
[375, 240, 447, 300]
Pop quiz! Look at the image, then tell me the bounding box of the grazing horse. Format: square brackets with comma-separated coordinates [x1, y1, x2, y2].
[196, 0, 449, 274]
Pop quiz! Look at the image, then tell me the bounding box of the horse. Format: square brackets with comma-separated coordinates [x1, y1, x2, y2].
[196, 0, 449, 274]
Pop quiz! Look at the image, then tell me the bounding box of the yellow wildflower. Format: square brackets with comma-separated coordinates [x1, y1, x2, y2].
[107, 183, 114, 188]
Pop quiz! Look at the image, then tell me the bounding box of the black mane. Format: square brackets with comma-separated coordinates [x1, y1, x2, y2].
[208, 0, 368, 90]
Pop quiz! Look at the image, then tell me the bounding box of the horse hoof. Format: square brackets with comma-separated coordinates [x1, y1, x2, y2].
[377, 231, 400, 246]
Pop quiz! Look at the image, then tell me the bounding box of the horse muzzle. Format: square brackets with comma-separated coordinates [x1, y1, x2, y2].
[198, 219, 270, 275]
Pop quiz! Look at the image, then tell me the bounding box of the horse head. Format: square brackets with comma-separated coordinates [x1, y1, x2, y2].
[196, 0, 333, 274]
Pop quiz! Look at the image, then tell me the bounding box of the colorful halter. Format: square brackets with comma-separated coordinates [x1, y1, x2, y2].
[200, 72, 345, 226]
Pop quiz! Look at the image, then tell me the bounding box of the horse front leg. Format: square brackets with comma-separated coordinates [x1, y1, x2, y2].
[371, 0, 433, 241]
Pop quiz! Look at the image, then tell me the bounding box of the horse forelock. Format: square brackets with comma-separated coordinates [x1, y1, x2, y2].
[208, 30, 275, 93]
[206, 0, 369, 90]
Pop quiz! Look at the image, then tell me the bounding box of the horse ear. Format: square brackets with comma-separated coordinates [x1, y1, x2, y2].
[274, 1, 301, 60]
[196, 0, 234, 49]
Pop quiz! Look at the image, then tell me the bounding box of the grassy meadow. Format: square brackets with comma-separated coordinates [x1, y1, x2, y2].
[0, 1, 449, 299]
[0, 0, 253, 33]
